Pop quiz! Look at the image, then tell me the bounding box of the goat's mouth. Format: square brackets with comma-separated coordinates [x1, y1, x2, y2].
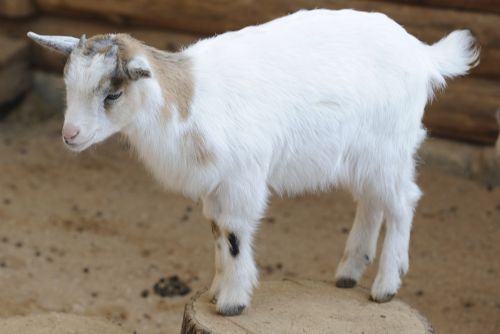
[64, 133, 96, 152]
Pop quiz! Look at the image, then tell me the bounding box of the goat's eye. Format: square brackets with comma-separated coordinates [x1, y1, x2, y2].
[105, 92, 122, 102]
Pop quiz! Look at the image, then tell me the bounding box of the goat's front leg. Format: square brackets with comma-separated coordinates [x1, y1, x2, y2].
[202, 182, 267, 316]
[371, 180, 421, 303]
[210, 218, 258, 315]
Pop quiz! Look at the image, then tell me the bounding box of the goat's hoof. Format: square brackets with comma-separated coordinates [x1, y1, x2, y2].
[370, 292, 395, 303]
[335, 277, 357, 288]
[217, 304, 246, 316]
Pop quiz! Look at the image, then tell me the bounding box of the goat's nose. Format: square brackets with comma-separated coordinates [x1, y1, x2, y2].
[62, 124, 80, 142]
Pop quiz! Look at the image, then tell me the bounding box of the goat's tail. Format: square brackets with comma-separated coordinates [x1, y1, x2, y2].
[430, 30, 480, 92]
[428, 30, 480, 90]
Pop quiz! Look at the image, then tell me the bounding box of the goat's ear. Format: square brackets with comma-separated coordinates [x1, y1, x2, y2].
[27, 32, 80, 55]
[125, 57, 151, 80]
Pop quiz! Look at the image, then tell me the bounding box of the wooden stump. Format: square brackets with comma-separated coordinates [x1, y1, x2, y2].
[181, 279, 434, 334]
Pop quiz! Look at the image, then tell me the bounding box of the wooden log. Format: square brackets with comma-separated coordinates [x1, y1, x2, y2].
[0, 0, 35, 18]
[419, 138, 500, 186]
[34, 0, 500, 78]
[181, 280, 434, 334]
[0, 34, 31, 117]
[424, 77, 500, 144]
[381, 0, 500, 14]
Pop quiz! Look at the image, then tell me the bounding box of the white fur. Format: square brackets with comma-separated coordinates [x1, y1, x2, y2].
[28, 9, 479, 313]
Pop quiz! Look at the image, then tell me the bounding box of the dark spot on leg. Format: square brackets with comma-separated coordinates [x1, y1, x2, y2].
[211, 221, 221, 239]
[335, 277, 357, 288]
[364, 254, 370, 263]
[217, 304, 245, 316]
[228, 233, 239, 257]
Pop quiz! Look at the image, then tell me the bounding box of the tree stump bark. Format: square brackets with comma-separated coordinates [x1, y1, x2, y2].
[181, 279, 434, 334]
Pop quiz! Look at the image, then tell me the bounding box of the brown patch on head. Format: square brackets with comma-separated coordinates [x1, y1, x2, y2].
[82, 34, 116, 55]
[63, 34, 130, 91]
[65, 33, 193, 121]
[84, 34, 144, 106]
[183, 129, 214, 165]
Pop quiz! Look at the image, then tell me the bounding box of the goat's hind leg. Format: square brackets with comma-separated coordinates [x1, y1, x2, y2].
[335, 198, 384, 288]
[371, 180, 421, 302]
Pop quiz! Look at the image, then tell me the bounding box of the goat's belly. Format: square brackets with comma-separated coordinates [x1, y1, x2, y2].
[268, 151, 343, 195]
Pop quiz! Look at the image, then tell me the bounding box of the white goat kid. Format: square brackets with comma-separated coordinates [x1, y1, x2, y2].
[28, 9, 478, 316]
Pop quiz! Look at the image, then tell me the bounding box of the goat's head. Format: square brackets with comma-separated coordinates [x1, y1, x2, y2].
[27, 32, 160, 152]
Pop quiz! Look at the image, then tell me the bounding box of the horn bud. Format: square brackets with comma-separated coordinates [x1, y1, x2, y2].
[77, 34, 87, 49]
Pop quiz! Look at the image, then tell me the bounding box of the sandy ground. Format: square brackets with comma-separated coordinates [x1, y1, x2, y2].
[0, 91, 499, 334]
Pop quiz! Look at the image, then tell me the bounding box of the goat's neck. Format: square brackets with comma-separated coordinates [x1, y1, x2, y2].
[148, 48, 193, 122]
[123, 48, 197, 173]
[125, 47, 193, 138]
[121, 49, 211, 196]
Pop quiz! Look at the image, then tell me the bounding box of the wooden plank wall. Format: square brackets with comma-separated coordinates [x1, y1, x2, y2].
[0, 0, 499, 144]
[381, 0, 500, 14]
[0, 0, 34, 18]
